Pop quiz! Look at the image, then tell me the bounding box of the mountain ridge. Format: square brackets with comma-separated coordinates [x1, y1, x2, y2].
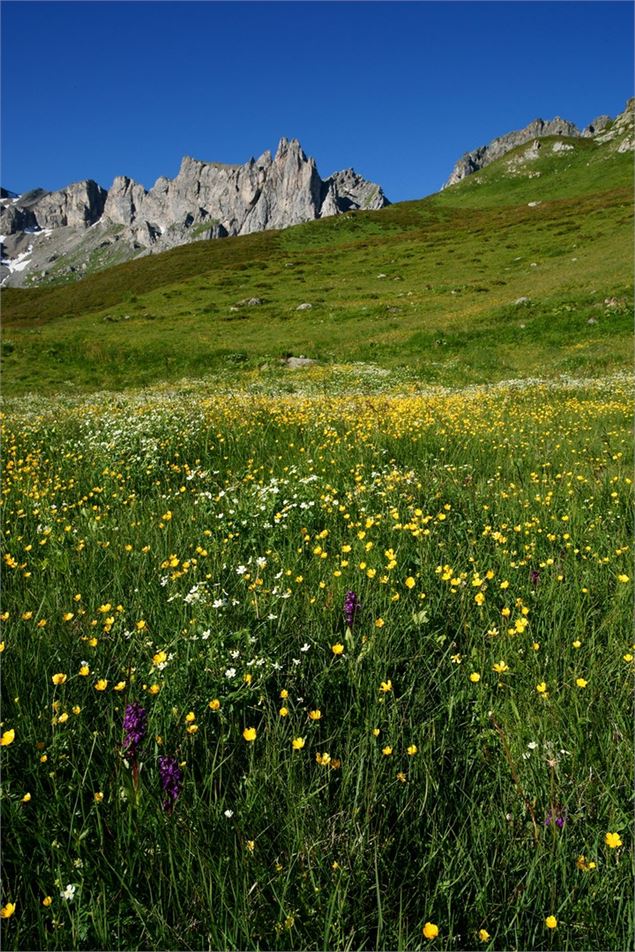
[0, 138, 389, 287]
[444, 98, 632, 187]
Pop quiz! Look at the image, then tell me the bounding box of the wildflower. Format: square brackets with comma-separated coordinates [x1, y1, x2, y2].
[396, 771, 407, 782]
[152, 650, 167, 666]
[21, 792, 31, 803]
[208, 698, 220, 711]
[0, 902, 16, 918]
[572, 640, 581, 649]
[423, 922, 439, 940]
[0, 729, 15, 746]
[60, 884, 76, 901]
[243, 727, 257, 742]
[493, 661, 509, 673]
[469, 672, 481, 683]
[331, 643, 344, 655]
[536, 681, 548, 695]
[186, 724, 198, 734]
[407, 744, 418, 756]
[475, 592, 485, 606]
[576, 854, 597, 871]
[308, 709, 321, 720]
[479, 928, 490, 942]
[375, 618, 385, 629]
[617, 574, 630, 583]
[451, 653, 462, 663]
[148, 684, 161, 695]
[380, 680, 393, 693]
[58, 713, 69, 724]
[246, 840, 255, 852]
[605, 832, 622, 848]
[545, 807, 566, 829]
[63, 612, 74, 622]
[575, 677, 588, 688]
[185, 711, 196, 723]
[382, 746, 393, 756]
[545, 916, 557, 929]
[158, 755, 183, 812]
[316, 752, 331, 765]
[224, 809, 234, 818]
[114, 681, 126, 691]
[343, 591, 359, 628]
[51, 673, 67, 685]
[122, 703, 147, 756]
[94, 792, 104, 802]
[94, 679, 108, 691]
[79, 665, 90, 676]
[279, 689, 289, 699]
[405, 576, 416, 589]
[279, 707, 289, 717]
[42, 896, 52, 906]
[623, 653, 633, 662]
[292, 737, 305, 750]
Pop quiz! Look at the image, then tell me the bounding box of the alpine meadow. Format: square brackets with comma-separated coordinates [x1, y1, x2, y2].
[0, 41, 633, 952]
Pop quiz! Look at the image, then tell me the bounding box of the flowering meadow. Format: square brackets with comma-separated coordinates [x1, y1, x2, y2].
[0, 373, 633, 950]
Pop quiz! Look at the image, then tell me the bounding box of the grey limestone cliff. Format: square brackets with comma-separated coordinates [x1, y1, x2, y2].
[0, 138, 389, 287]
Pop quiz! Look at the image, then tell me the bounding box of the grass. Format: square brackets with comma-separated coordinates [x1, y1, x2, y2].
[0, 376, 632, 950]
[1, 132, 632, 395]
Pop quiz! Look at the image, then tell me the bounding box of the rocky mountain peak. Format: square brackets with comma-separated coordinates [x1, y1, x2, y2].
[1, 139, 389, 287]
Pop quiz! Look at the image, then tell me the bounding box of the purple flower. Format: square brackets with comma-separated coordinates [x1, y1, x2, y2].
[122, 703, 147, 757]
[158, 755, 183, 812]
[530, 570, 541, 587]
[544, 807, 566, 829]
[343, 591, 360, 628]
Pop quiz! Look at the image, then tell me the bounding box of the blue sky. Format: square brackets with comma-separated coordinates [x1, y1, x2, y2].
[1, 1, 632, 202]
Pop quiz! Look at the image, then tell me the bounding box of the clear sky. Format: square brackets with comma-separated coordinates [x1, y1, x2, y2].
[1, 1, 632, 203]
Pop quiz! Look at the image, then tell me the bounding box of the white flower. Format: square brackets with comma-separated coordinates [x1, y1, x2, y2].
[60, 883, 77, 901]
[230, 649, 240, 659]
[224, 667, 236, 679]
[300, 643, 311, 652]
[224, 809, 234, 818]
[527, 741, 538, 750]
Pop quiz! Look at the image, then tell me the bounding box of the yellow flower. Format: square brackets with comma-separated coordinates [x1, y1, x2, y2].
[479, 929, 490, 942]
[605, 832, 622, 848]
[624, 653, 633, 663]
[186, 724, 198, 735]
[148, 684, 161, 695]
[316, 752, 331, 765]
[62, 612, 74, 622]
[42, 896, 52, 907]
[0, 729, 15, 746]
[575, 677, 588, 688]
[94, 679, 108, 691]
[51, 673, 67, 685]
[382, 746, 393, 756]
[380, 680, 393, 693]
[135, 620, 146, 630]
[279, 707, 289, 717]
[0, 902, 16, 918]
[536, 681, 548, 694]
[58, 712, 69, 724]
[617, 574, 630, 583]
[572, 639, 582, 649]
[246, 840, 255, 852]
[292, 737, 305, 750]
[331, 643, 344, 655]
[0, 642, 4, 653]
[21, 792, 31, 803]
[114, 681, 126, 692]
[279, 689, 289, 699]
[545, 916, 557, 929]
[372, 728, 380, 737]
[185, 711, 196, 723]
[72, 706, 81, 715]
[152, 650, 167, 666]
[493, 661, 509, 673]
[423, 922, 439, 940]
[469, 672, 481, 683]
[308, 709, 322, 720]
[208, 698, 220, 711]
[79, 665, 90, 676]
[474, 592, 485, 606]
[243, 727, 257, 742]
[396, 771, 407, 782]
[407, 744, 418, 756]
[94, 791, 104, 802]
[405, 576, 416, 589]
[374, 618, 385, 629]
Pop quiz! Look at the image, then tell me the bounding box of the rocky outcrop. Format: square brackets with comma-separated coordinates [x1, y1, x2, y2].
[0, 138, 390, 287]
[444, 117, 580, 187]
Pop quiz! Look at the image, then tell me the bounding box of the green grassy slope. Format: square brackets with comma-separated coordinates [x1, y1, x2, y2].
[1, 133, 632, 395]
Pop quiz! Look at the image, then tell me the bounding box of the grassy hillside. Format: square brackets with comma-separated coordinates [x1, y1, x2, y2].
[1, 133, 632, 395]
